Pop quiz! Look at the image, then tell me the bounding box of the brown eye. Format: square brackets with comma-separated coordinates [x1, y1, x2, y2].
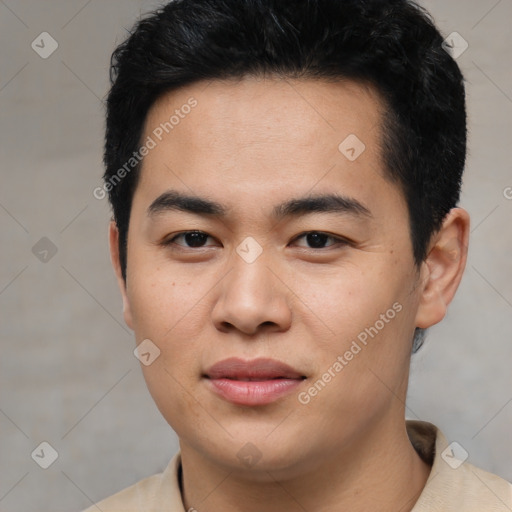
[293, 231, 347, 249]
[166, 231, 215, 248]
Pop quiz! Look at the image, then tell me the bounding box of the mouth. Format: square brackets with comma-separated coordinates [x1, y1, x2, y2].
[221, 376, 297, 381]
[203, 357, 306, 406]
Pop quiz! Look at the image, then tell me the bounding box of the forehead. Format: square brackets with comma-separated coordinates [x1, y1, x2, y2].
[135, 76, 402, 219]
[144, 75, 384, 153]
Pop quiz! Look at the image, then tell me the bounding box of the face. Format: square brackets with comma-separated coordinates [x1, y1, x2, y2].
[113, 76, 433, 478]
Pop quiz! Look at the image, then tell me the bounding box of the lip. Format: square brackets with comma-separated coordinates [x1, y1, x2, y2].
[203, 357, 306, 406]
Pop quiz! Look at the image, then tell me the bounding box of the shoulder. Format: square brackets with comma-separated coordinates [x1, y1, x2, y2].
[81, 452, 184, 512]
[81, 472, 164, 512]
[426, 459, 512, 511]
[407, 420, 512, 511]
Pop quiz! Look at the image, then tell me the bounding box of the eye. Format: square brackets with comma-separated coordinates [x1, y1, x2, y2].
[162, 230, 349, 251]
[292, 231, 349, 249]
[164, 231, 218, 248]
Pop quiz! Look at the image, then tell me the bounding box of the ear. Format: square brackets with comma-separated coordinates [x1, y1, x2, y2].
[108, 221, 134, 330]
[414, 207, 470, 329]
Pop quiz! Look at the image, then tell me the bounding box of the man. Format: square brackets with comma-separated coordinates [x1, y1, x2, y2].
[86, 0, 512, 510]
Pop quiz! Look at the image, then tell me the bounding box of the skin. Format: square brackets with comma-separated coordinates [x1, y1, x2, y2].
[109, 76, 470, 512]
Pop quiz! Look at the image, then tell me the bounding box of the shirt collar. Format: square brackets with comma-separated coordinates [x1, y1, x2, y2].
[156, 420, 511, 511]
[408, 420, 512, 511]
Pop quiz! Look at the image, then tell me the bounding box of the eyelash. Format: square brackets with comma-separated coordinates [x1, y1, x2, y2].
[162, 230, 350, 250]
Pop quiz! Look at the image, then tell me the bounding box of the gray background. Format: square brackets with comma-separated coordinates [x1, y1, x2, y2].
[0, 0, 511, 510]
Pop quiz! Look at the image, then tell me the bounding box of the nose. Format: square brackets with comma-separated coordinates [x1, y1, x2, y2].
[211, 251, 292, 336]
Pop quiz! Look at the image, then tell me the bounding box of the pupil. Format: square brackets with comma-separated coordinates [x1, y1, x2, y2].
[185, 232, 207, 247]
[307, 232, 327, 248]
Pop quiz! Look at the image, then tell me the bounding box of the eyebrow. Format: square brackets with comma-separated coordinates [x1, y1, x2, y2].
[147, 190, 372, 220]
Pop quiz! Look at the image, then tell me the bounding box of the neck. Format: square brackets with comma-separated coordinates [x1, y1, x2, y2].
[179, 419, 431, 512]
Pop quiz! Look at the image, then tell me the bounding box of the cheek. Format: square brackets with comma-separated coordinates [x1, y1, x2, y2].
[126, 270, 211, 410]
[131, 271, 208, 428]
[295, 263, 405, 341]
[296, 262, 414, 399]
[127, 263, 206, 339]
[140, 360, 203, 441]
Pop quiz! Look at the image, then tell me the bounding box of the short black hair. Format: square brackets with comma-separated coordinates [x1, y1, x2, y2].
[103, 0, 467, 351]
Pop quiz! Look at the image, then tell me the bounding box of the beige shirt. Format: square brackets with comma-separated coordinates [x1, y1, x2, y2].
[84, 421, 512, 511]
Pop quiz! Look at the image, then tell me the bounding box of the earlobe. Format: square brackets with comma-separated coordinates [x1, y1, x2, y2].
[414, 208, 470, 329]
[108, 221, 134, 330]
